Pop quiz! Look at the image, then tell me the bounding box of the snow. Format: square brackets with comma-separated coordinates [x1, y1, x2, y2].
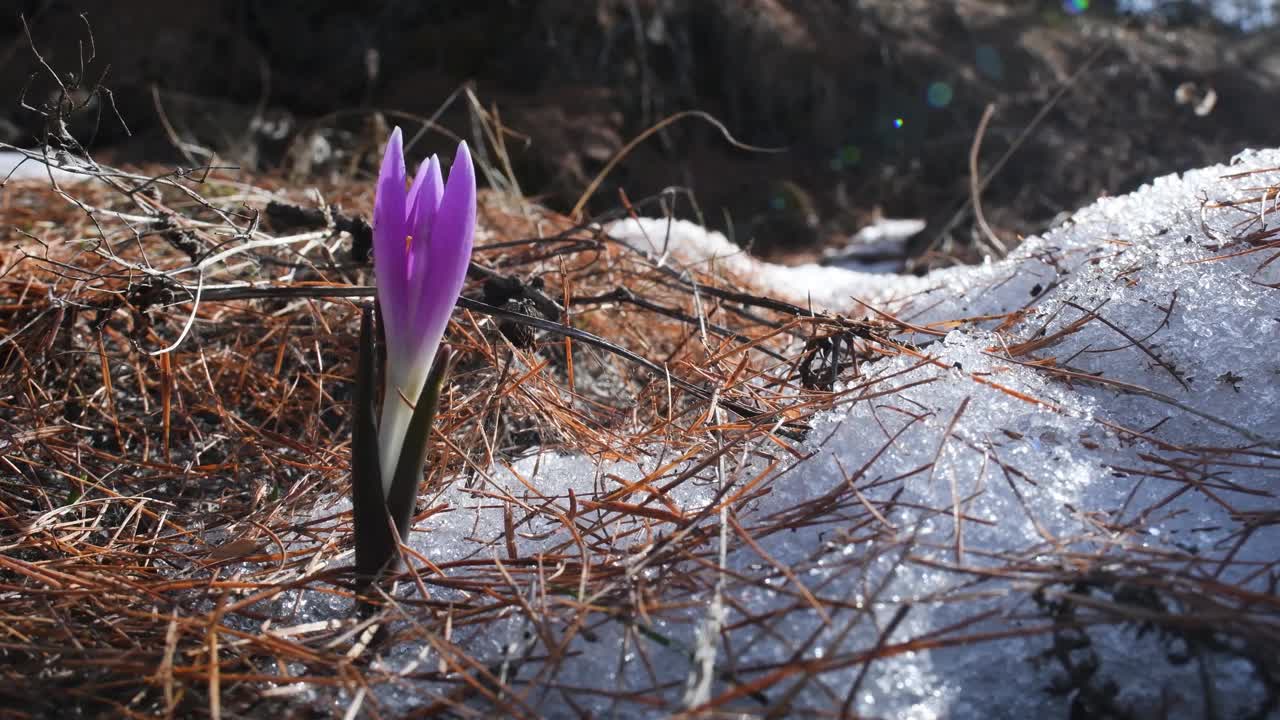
[295, 149, 1278, 718]
[0, 149, 92, 185]
[609, 214, 938, 310]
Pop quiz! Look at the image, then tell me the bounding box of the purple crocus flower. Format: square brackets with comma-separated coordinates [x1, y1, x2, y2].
[373, 127, 475, 495]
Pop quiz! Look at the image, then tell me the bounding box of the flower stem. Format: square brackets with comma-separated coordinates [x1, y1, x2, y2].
[385, 346, 453, 543]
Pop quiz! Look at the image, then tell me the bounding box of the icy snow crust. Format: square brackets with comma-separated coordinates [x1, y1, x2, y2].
[301, 151, 1277, 718]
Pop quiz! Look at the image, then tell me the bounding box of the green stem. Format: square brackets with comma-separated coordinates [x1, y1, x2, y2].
[385, 346, 453, 543]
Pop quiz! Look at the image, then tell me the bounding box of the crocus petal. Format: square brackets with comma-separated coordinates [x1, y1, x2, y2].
[373, 128, 409, 348]
[380, 157, 443, 462]
[405, 156, 444, 319]
[420, 141, 476, 337]
[373, 128, 407, 259]
[396, 142, 473, 398]
[407, 155, 444, 239]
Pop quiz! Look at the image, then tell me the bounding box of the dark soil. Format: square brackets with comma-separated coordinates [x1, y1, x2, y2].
[5, 0, 1280, 264]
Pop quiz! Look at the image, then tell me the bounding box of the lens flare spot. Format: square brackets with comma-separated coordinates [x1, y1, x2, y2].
[1063, 0, 1089, 15]
[926, 81, 954, 108]
[893, 117, 904, 129]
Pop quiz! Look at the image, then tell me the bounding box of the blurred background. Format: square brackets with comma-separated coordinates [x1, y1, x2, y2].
[4, 0, 1279, 267]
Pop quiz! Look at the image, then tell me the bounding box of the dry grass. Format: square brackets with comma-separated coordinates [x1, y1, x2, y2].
[0, 143, 1277, 719]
